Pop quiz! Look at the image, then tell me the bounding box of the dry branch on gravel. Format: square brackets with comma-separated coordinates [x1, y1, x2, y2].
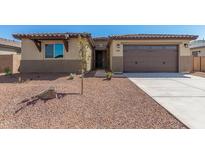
[15, 87, 57, 114]
[14, 86, 80, 114]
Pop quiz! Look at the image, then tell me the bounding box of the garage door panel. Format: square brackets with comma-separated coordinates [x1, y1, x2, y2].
[123, 45, 178, 72]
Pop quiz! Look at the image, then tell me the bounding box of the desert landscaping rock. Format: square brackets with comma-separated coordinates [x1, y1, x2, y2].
[0, 73, 186, 128]
[192, 72, 205, 78]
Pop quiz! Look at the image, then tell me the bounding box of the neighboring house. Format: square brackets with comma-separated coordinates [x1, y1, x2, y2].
[0, 37, 21, 55]
[13, 33, 94, 73]
[13, 33, 197, 73]
[0, 38, 21, 73]
[190, 40, 205, 57]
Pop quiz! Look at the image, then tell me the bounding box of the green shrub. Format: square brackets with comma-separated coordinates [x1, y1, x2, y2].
[4, 67, 12, 76]
[106, 72, 112, 80]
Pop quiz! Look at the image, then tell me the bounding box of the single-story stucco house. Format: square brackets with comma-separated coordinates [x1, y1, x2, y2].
[13, 33, 198, 73]
[0, 38, 21, 73]
[190, 40, 205, 57]
[0, 37, 21, 55]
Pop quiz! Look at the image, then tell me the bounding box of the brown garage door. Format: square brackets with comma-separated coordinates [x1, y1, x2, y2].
[123, 45, 178, 72]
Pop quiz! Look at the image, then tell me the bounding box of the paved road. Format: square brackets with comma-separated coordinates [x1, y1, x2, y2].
[125, 73, 205, 129]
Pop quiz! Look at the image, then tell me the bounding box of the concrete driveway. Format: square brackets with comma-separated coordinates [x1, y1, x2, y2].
[125, 73, 205, 129]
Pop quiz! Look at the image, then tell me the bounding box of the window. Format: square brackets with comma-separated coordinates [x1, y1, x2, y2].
[45, 44, 64, 58]
[54, 44, 64, 58]
[192, 51, 200, 57]
[45, 44, 54, 58]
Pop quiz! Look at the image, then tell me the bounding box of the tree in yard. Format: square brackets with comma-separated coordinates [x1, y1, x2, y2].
[78, 35, 91, 95]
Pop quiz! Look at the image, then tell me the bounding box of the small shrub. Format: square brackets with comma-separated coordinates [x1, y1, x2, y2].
[106, 72, 113, 80]
[4, 67, 12, 76]
[67, 73, 75, 80]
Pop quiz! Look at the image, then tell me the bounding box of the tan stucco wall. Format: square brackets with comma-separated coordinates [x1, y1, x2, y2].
[12, 54, 21, 73]
[109, 39, 192, 73]
[21, 38, 92, 72]
[22, 38, 82, 60]
[22, 39, 43, 60]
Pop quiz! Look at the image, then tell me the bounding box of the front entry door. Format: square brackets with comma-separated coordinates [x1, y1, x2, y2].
[96, 51, 104, 68]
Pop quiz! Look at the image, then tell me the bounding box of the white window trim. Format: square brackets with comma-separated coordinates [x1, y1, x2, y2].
[44, 43, 65, 60]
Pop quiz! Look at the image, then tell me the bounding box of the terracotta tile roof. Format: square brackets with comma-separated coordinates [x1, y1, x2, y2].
[0, 37, 21, 48]
[13, 32, 94, 47]
[109, 34, 198, 40]
[13, 32, 91, 40]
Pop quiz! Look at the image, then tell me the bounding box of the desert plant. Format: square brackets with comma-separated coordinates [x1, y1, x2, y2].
[4, 67, 12, 76]
[78, 35, 90, 95]
[106, 72, 113, 80]
[67, 73, 74, 80]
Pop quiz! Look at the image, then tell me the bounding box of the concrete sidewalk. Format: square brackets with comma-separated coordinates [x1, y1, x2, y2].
[95, 70, 125, 78]
[125, 73, 205, 129]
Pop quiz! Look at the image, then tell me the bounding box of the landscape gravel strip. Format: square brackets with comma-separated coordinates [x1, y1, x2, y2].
[0, 73, 186, 128]
[192, 72, 205, 78]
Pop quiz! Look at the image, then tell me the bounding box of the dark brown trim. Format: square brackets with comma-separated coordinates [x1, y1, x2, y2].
[32, 40, 41, 52]
[63, 39, 69, 52]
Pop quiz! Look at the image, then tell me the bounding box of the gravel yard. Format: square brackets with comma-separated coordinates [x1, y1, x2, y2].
[0, 73, 186, 128]
[192, 72, 205, 78]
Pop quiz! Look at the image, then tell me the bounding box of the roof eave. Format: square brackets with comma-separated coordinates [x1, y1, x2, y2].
[0, 44, 21, 49]
[190, 46, 205, 49]
[13, 33, 95, 48]
[109, 36, 198, 40]
[12, 33, 91, 40]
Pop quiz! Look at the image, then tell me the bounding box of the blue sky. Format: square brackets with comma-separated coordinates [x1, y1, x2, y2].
[0, 25, 205, 40]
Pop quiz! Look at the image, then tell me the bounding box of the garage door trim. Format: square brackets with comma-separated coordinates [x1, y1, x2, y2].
[123, 44, 179, 72]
